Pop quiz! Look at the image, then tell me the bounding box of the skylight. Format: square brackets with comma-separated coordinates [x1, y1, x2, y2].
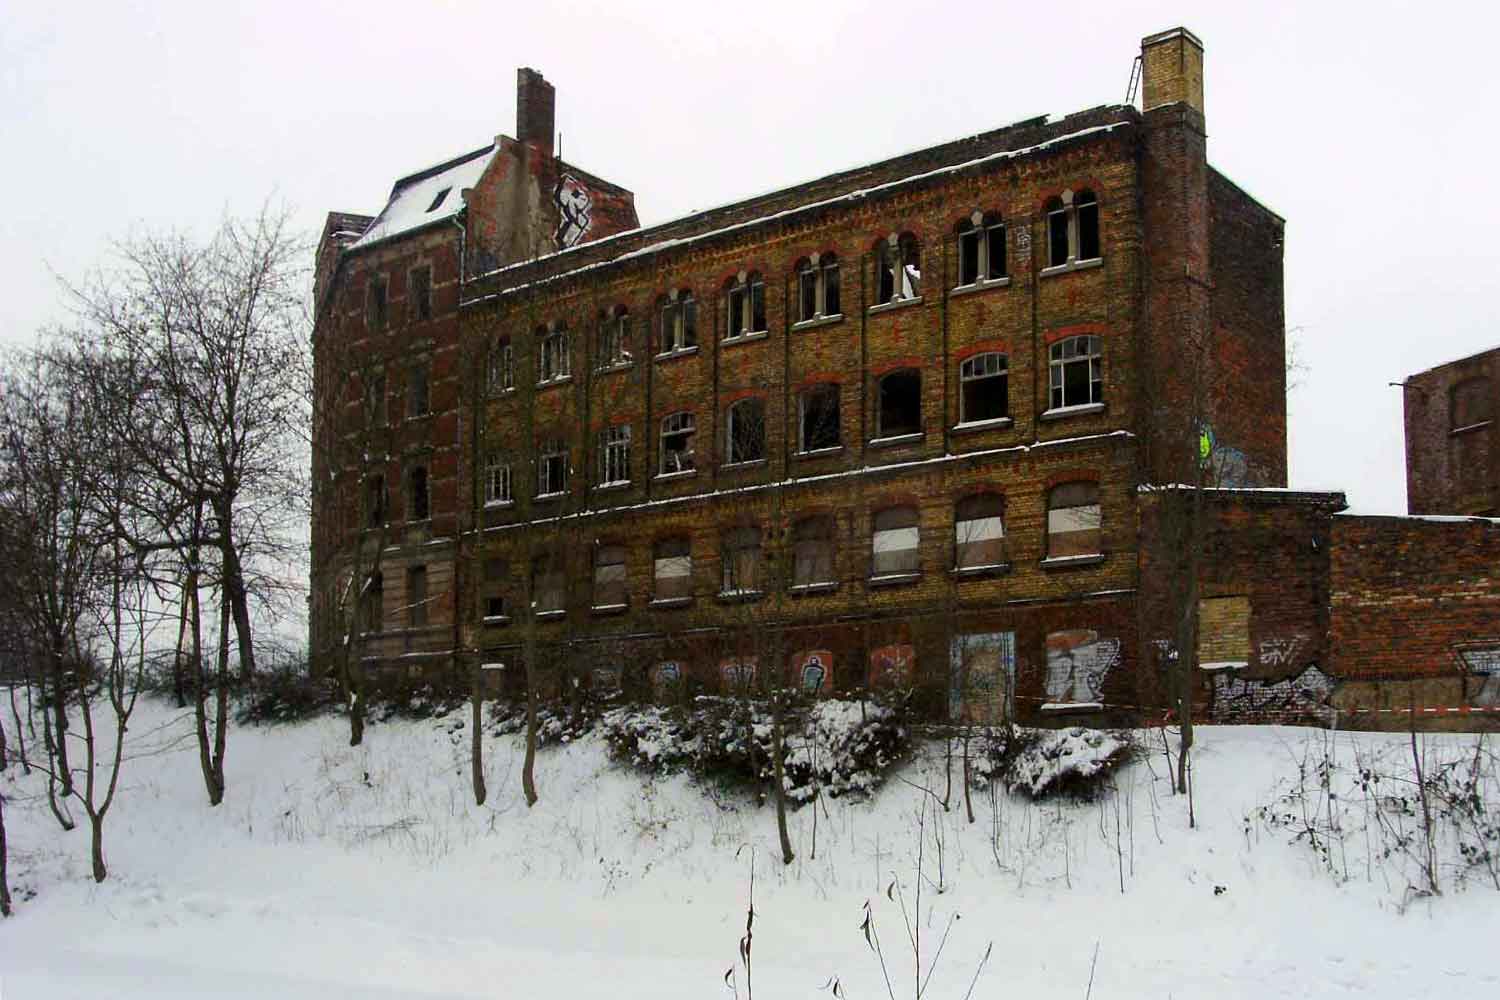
[427, 187, 452, 213]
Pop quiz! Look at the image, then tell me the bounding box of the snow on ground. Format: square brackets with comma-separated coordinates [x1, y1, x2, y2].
[3, 699, 1498, 998]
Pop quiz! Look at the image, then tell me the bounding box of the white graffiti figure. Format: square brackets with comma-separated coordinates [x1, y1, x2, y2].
[1045, 630, 1120, 704]
[1459, 647, 1500, 706]
[554, 174, 593, 249]
[1211, 665, 1337, 724]
[1258, 635, 1308, 670]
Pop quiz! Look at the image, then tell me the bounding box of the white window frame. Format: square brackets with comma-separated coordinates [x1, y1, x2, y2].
[659, 292, 697, 355]
[597, 310, 632, 370]
[483, 452, 512, 506]
[659, 411, 696, 475]
[1048, 335, 1103, 411]
[598, 424, 631, 486]
[724, 272, 767, 340]
[537, 439, 568, 497]
[538, 327, 571, 385]
[958, 352, 1009, 425]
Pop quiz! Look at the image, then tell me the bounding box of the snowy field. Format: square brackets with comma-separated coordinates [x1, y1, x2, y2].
[3, 698, 1498, 999]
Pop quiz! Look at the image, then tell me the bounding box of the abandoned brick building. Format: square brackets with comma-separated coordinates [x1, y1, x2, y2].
[1404, 346, 1499, 517]
[311, 28, 1500, 728]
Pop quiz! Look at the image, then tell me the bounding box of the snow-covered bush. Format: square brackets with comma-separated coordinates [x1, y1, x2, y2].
[968, 725, 1133, 801]
[238, 668, 337, 725]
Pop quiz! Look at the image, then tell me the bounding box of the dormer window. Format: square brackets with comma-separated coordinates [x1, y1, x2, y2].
[427, 187, 452, 213]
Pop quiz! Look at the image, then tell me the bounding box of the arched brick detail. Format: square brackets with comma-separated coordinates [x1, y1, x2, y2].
[1043, 470, 1102, 491]
[1034, 178, 1107, 211]
[721, 387, 764, 406]
[955, 339, 1011, 362]
[872, 357, 923, 377]
[795, 372, 845, 391]
[1043, 323, 1109, 346]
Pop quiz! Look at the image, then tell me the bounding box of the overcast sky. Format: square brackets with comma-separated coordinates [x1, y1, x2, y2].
[4, 0, 1497, 515]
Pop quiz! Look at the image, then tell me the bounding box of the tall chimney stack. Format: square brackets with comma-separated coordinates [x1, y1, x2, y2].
[516, 67, 556, 155]
[1140, 28, 1204, 115]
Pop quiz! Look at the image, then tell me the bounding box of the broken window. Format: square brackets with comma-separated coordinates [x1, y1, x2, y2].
[1047, 482, 1102, 559]
[593, 543, 628, 608]
[795, 254, 842, 322]
[725, 272, 767, 339]
[1046, 197, 1069, 268]
[874, 234, 922, 305]
[365, 371, 387, 427]
[876, 370, 922, 438]
[1047, 190, 1102, 268]
[531, 555, 565, 614]
[1048, 335, 1103, 410]
[485, 595, 506, 619]
[407, 565, 427, 628]
[483, 451, 511, 505]
[959, 352, 1009, 424]
[955, 493, 1006, 569]
[408, 465, 429, 521]
[538, 324, 570, 384]
[725, 397, 766, 464]
[872, 506, 920, 577]
[1451, 376, 1493, 430]
[483, 557, 508, 620]
[367, 273, 388, 331]
[1076, 190, 1100, 261]
[366, 473, 387, 528]
[488, 336, 513, 393]
[598, 423, 631, 485]
[721, 525, 762, 594]
[537, 438, 568, 496]
[792, 515, 835, 587]
[798, 383, 841, 452]
[659, 411, 696, 474]
[407, 363, 430, 417]
[364, 571, 383, 631]
[659, 290, 697, 353]
[597, 306, 632, 369]
[985, 215, 1007, 280]
[410, 265, 432, 321]
[956, 212, 1005, 286]
[653, 536, 693, 601]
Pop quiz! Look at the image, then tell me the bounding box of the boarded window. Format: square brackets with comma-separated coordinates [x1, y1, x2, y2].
[721, 526, 761, 593]
[653, 537, 692, 601]
[1451, 376, 1493, 429]
[594, 544, 627, 608]
[872, 506, 920, 576]
[1197, 596, 1251, 667]
[1047, 482, 1101, 558]
[954, 494, 1006, 568]
[793, 515, 835, 586]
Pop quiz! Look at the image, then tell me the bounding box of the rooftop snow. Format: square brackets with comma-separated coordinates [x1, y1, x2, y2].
[351, 144, 497, 251]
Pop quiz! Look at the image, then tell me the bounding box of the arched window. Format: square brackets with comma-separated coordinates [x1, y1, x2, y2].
[1046, 190, 1102, 270]
[1047, 482, 1101, 559]
[653, 537, 693, 602]
[798, 383, 841, 452]
[959, 352, 1009, 424]
[1048, 335, 1103, 410]
[876, 370, 922, 438]
[408, 465, 429, 521]
[956, 213, 1006, 287]
[725, 398, 766, 465]
[593, 543, 627, 609]
[874, 234, 921, 305]
[538, 323, 570, 384]
[597, 305, 632, 369]
[954, 494, 1006, 569]
[659, 290, 698, 354]
[795, 253, 842, 322]
[487, 336, 513, 393]
[871, 506, 920, 577]
[792, 515, 836, 587]
[725, 271, 767, 339]
[721, 525, 762, 594]
[659, 411, 696, 474]
[537, 438, 568, 496]
[1451, 376, 1493, 430]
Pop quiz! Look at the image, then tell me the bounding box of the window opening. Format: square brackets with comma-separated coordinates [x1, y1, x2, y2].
[366, 372, 387, 427]
[408, 363, 430, 417]
[725, 273, 766, 338]
[721, 526, 762, 594]
[411, 266, 432, 320]
[598, 307, 632, 369]
[877, 370, 922, 438]
[408, 465, 429, 520]
[426, 187, 451, 213]
[594, 544, 627, 607]
[366, 474, 386, 528]
[959, 352, 1009, 424]
[799, 384, 841, 452]
[1076, 190, 1100, 261]
[488, 337, 514, 393]
[726, 398, 766, 464]
[367, 274, 388, 331]
[793, 515, 835, 586]
[660, 292, 697, 352]
[538, 324, 570, 383]
[660, 412, 696, 474]
[653, 537, 692, 601]
[364, 571, 383, 631]
[598, 424, 631, 484]
[407, 565, 427, 628]
[955, 494, 1006, 568]
[531, 555, 565, 614]
[483, 452, 511, 505]
[1047, 482, 1102, 558]
[1048, 335, 1103, 409]
[538, 438, 568, 496]
[872, 506, 920, 576]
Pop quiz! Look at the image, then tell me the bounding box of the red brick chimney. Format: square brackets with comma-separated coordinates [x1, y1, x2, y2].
[516, 67, 555, 155]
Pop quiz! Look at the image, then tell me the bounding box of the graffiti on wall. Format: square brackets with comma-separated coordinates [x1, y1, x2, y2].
[651, 661, 682, 698]
[554, 174, 593, 249]
[1199, 423, 1252, 489]
[1258, 635, 1309, 671]
[950, 632, 1016, 724]
[1211, 664, 1337, 724]
[1457, 645, 1500, 706]
[720, 658, 757, 693]
[592, 665, 622, 697]
[1044, 630, 1120, 706]
[868, 645, 914, 690]
[791, 650, 832, 696]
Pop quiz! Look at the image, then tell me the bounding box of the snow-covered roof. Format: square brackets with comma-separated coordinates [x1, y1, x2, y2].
[350, 143, 497, 251]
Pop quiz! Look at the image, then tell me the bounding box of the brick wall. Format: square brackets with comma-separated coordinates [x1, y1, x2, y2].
[1404, 347, 1500, 515]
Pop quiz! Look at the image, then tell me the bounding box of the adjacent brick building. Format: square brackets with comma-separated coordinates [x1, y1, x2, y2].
[310, 29, 1500, 728]
[1404, 346, 1499, 516]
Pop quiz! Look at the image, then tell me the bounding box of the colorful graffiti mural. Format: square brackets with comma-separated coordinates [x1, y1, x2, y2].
[720, 658, 757, 693]
[949, 632, 1016, 724]
[650, 661, 682, 698]
[554, 174, 593, 248]
[1044, 630, 1120, 706]
[791, 650, 832, 696]
[868, 644, 914, 690]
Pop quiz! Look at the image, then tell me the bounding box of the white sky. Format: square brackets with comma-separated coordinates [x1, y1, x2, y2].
[4, 0, 1497, 515]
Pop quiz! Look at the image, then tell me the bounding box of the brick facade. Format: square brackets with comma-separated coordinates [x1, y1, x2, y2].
[1404, 346, 1499, 516]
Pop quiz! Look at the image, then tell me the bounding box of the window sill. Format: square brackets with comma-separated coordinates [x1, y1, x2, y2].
[404, 412, 433, 424]
[1451, 420, 1493, 436]
[534, 491, 568, 502]
[649, 596, 693, 609]
[655, 346, 700, 363]
[717, 589, 765, 603]
[722, 331, 769, 347]
[952, 417, 1013, 435]
[591, 603, 628, 616]
[868, 572, 921, 587]
[867, 295, 924, 316]
[951, 562, 1012, 579]
[950, 277, 1011, 296]
[482, 615, 512, 626]
[405, 517, 432, 528]
[654, 469, 697, 482]
[1039, 701, 1104, 713]
[1040, 256, 1103, 278]
[483, 499, 515, 509]
[721, 458, 768, 472]
[868, 432, 923, 449]
[487, 386, 517, 399]
[594, 480, 631, 492]
[794, 444, 844, 459]
[536, 376, 573, 390]
[1039, 554, 1105, 570]
[595, 361, 633, 375]
[1039, 402, 1105, 422]
[534, 609, 567, 621]
[791, 313, 845, 331]
[789, 581, 838, 596]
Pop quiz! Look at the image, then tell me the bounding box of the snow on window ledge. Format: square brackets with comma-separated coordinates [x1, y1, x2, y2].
[535, 375, 573, 390]
[868, 295, 924, 316]
[1039, 701, 1104, 712]
[594, 480, 631, 491]
[795, 444, 845, 459]
[1039, 553, 1105, 569]
[791, 313, 845, 331]
[1040, 402, 1105, 422]
[649, 596, 693, 608]
[1040, 257, 1103, 278]
[1199, 661, 1248, 673]
[716, 588, 765, 603]
[653, 469, 696, 482]
[654, 346, 700, 362]
[952, 417, 1014, 434]
[482, 615, 512, 626]
[590, 603, 628, 615]
[1450, 420, 1493, 436]
[722, 330, 769, 347]
[534, 491, 567, 501]
[951, 562, 1012, 578]
[950, 276, 1011, 297]
[721, 458, 769, 472]
[534, 609, 567, 620]
[868, 432, 923, 449]
[789, 581, 838, 595]
[483, 499, 515, 509]
[868, 571, 921, 587]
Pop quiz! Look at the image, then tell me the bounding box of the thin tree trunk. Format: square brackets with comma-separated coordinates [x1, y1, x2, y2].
[522, 635, 538, 807]
[211, 597, 230, 803]
[6, 682, 26, 772]
[0, 789, 12, 916]
[963, 729, 975, 825]
[218, 531, 259, 685]
[772, 695, 794, 865]
[39, 672, 74, 830]
[470, 657, 487, 806]
[190, 557, 221, 805]
[49, 647, 72, 797]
